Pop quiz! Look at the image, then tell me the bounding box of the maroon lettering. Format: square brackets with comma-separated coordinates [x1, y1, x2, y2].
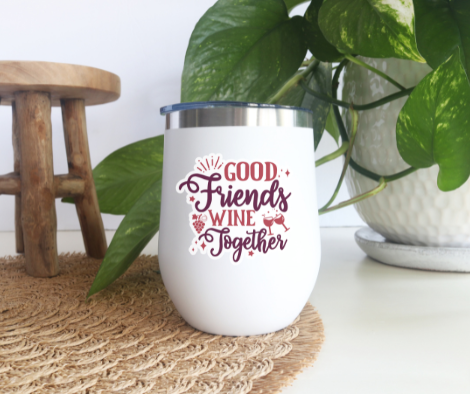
[209, 210, 226, 226]
[250, 162, 263, 181]
[233, 189, 244, 206]
[179, 173, 222, 212]
[246, 210, 255, 226]
[180, 171, 290, 213]
[223, 161, 278, 182]
[236, 162, 249, 181]
[199, 227, 288, 263]
[224, 162, 236, 181]
[234, 210, 245, 226]
[265, 162, 277, 181]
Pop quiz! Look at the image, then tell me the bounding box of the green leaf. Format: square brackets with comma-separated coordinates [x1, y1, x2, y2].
[396, 50, 470, 191]
[325, 106, 340, 145]
[284, 0, 310, 12]
[303, 0, 343, 62]
[63, 136, 164, 215]
[413, 0, 470, 80]
[181, 0, 307, 103]
[277, 62, 332, 149]
[318, 0, 424, 62]
[87, 180, 162, 298]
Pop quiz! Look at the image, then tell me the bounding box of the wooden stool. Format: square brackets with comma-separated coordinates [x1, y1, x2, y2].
[0, 61, 121, 277]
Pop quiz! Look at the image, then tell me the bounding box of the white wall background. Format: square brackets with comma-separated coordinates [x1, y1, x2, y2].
[0, 0, 363, 231]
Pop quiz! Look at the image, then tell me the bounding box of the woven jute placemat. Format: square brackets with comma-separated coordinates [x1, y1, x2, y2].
[0, 253, 324, 394]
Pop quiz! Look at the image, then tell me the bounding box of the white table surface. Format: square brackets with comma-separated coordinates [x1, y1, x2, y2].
[1, 227, 469, 393]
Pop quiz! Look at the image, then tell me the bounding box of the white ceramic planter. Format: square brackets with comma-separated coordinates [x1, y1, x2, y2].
[343, 57, 470, 247]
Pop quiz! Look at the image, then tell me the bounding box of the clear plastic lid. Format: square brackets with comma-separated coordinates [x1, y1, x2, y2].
[160, 101, 313, 115]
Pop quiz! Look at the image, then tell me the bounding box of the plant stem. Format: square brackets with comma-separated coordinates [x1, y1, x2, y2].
[355, 87, 414, 110]
[331, 59, 417, 183]
[345, 54, 406, 91]
[301, 82, 415, 110]
[319, 177, 387, 215]
[319, 108, 359, 211]
[333, 104, 418, 182]
[267, 60, 320, 104]
[383, 166, 418, 182]
[300, 80, 350, 108]
[346, 155, 382, 182]
[315, 141, 349, 167]
[333, 58, 349, 89]
[301, 58, 315, 68]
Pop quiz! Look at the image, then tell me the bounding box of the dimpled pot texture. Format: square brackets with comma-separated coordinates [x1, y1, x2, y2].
[343, 57, 470, 247]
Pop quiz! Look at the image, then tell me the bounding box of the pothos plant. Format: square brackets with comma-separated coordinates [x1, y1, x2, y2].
[68, 0, 470, 297]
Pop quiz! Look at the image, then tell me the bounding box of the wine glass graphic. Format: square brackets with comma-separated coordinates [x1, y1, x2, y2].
[263, 216, 274, 236]
[274, 213, 290, 232]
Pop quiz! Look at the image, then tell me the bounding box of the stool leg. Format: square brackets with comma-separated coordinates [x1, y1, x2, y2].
[12, 102, 24, 254]
[15, 92, 59, 277]
[61, 99, 107, 259]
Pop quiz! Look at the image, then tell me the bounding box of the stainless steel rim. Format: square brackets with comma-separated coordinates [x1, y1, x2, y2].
[165, 107, 312, 130]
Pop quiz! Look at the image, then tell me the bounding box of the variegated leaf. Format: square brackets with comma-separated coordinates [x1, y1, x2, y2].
[318, 0, 425, 62]
[181, 0, 307, 103]
[325, 106, 340, 145]
[277, 62, 332, 149]
[396, 49, 470, 191]
[303, 0, 343, 62]
[284, 0, 309, 12]
[413, 0, 470, 80]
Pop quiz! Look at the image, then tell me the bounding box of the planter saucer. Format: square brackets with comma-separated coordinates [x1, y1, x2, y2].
[355, 227, 470, 273]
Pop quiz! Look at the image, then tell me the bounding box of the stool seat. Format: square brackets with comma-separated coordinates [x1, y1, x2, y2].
[0, 61, 120, 106]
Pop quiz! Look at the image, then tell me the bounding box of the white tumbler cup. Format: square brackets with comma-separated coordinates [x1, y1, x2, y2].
[159, 102, 321, 336]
